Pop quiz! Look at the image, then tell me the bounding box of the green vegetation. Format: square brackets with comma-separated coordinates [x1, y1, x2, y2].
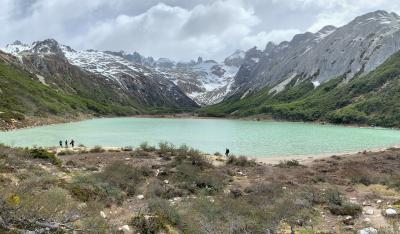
[201, 51, 400, 127]
[28, 148, 62, 166]
[0, 59, 140, 124]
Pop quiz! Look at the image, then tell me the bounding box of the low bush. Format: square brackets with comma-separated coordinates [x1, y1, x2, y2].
[227, 155, 256, 167]
[158, 142, 176, 155]
[328, 203, 362, 216]
[131, 214, 165, 234]
[139, 142, 156, 152]
[277, 159, 300, 168]
[29, 148, 62, 166]
[147, 181, 185, 199]
[89, 145, 105, 153]
[148, 198, 182, 227]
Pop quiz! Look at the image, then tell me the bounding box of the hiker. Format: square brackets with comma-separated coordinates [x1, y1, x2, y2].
[70, 139, 75, 148]
[59, 140, 63, 147]
[225, 148, 230, 157]
[65, 140, 68, 148]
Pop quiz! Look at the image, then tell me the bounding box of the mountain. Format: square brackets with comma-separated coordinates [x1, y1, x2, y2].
[201, 10, 400, 128]
[2, 39, 198, 109]
[228, 10, 400, 99]
[0, 50, 140, 129]
[121, 50, 245, 106]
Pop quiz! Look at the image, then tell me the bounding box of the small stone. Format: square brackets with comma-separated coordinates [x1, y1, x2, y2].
[365, 208, 374, 215]
[164, 179, 169, 184]
[385, 208, 397, 216]
[357, 227, 378, 234]
[100, 211, 107, 219]
[137, 195, 144, 200]
[376, 199, 382, 204]
[118, 225, 131, 233]
[363, 217, 371, 223]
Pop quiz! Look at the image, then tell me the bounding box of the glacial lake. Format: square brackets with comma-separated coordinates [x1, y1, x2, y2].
[1, 117, 400, 158]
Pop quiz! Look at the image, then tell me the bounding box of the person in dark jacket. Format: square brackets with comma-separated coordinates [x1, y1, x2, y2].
[59, 140, 63, 147]
[70, 139, 75, 148]
[65, 140, 68, 148]
[225, 148, 230, 157]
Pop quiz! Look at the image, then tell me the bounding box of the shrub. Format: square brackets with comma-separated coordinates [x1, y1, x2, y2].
[139, 142, 156, 152]
[98, 162, 150, 196]
[131, 214, 165, 234]
[122, 146, 133, 151]
[158, 142, 175, 155]
[148, 198, 182, 226]
[328, 203, 362, 216]
[277, 159, 300, 168]
[147, 181, 184, 199]
[89, 145, 105, 153]
[29, 148, 62, 166]
[227, 155, 256, 167]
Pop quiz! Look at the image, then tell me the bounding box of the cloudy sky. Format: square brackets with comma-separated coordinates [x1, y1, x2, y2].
[1, 0, 400, 61]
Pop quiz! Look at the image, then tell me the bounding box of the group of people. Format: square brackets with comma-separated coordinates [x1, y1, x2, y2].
[60, 139, 75, 148]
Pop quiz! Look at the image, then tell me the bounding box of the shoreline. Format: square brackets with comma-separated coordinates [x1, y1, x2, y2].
[52, 144, 400, 165]
[3, 111, 396, 132]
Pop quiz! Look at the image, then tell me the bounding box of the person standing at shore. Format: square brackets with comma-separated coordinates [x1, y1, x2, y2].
[59, 140, 63, 148]
[70, 139, 75, 148]
[65, 140, 68, 148]
[225, 148, 230, 157]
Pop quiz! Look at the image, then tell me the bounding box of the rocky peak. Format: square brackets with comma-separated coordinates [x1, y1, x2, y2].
[31, 39, 64, 57]
[351, 10, 399, 25]
[224, 50, 245, 67]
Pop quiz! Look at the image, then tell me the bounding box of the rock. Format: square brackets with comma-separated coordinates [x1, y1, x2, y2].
[137, 195, 144, 200]
[376, 199, 382, 204]
[363, 217, 371, 223]
[343, 216, 354, 225]
[357, 227, 378, 234]
[164, 179, 169, 184]
[230, 188, 243, 198]
[100, 211, 107, 219]
[385, 208, 397, 216]
[118, 225, 131, 233]
[365, 208, 374, 215]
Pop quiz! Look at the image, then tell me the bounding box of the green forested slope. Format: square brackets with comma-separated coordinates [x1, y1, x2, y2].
[201, 51, 400, 127]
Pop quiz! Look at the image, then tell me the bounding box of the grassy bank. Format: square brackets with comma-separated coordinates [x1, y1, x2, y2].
[1, 143, 400, 233]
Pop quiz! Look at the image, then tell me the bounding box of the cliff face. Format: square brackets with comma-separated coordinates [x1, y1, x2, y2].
[231, 11, 400, 98]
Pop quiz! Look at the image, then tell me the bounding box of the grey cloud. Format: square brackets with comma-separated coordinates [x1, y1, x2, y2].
[1, 0, 399, 61]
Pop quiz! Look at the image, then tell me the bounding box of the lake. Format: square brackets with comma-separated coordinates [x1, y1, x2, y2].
[1, 117, 400, 158]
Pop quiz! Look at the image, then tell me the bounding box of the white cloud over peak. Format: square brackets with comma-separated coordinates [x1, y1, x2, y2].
[1, 0, 400, 60]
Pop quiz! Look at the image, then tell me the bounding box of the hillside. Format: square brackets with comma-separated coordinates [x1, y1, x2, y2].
[227, 10, 400, 100]
[0, 51, 141, 129]
[201, 50, 400, 128]
[2, 39, 198, 110]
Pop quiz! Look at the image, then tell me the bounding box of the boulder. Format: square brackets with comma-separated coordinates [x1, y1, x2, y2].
[137, 194, 144, 200]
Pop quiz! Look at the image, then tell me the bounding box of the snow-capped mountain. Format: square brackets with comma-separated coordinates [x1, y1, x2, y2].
[231, 10, 400, 98]
[2, 39, 198, 108]
[120, 51, 245, 106]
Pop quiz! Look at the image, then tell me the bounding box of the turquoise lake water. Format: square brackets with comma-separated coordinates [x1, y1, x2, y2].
[1, 118, 400, 158]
